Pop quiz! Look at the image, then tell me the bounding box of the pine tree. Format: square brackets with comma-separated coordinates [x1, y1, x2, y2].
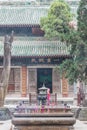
[77, 0, 87, 43]
[77, 0, 87, 82]
[60, 0, 87, 84]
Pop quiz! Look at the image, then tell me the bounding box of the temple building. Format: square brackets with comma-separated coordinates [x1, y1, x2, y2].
[0, 0, 80, 98]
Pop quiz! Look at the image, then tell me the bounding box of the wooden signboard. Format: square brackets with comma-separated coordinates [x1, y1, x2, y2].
[62, 74, 68, 97]
[21, 66, 27, 97]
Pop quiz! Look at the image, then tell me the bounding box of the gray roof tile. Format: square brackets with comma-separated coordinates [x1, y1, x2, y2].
[0, 38, 70, 57]
[0, 6, 48, 25]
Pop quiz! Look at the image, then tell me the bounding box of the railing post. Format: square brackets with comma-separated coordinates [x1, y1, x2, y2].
[29, 93, 31, 105]
[55, 93, 57, 105]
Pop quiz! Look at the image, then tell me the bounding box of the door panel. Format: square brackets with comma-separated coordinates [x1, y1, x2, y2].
[37, 68, 52, 93]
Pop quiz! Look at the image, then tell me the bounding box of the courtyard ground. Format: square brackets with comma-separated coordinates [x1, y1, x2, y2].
[0, 120, 11, 130]
[1, 94, 87, 130]
[74, 120, 87, 130]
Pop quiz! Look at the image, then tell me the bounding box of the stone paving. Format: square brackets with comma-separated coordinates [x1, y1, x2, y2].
[73, 120, 87, 130]
[0, 120, 11, 130]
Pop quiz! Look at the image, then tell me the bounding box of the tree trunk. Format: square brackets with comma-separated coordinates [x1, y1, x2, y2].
[0, 31, 14, 107]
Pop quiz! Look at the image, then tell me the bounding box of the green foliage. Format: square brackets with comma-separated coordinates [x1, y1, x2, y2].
[77, 0, 87, 42]
[60, 59, 79, 84]
[40, 0, 72, 40]
[40, 0, 87, 84]
[60, 32, 87, 84]
[59, 0, 87, 84]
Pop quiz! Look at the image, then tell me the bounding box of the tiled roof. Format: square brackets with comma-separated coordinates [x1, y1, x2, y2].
[0, 38, 70, 57]
[0, 6, 48, 26]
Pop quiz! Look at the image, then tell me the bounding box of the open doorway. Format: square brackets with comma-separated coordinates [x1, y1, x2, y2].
[37, 68, 52, 93]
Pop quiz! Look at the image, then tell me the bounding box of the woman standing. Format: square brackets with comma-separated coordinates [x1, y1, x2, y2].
[47, 88, 50, 105]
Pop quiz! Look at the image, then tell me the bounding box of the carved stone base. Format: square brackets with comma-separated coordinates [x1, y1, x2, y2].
[12, 113, 76, 130]
[16, 126, 71, 130]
